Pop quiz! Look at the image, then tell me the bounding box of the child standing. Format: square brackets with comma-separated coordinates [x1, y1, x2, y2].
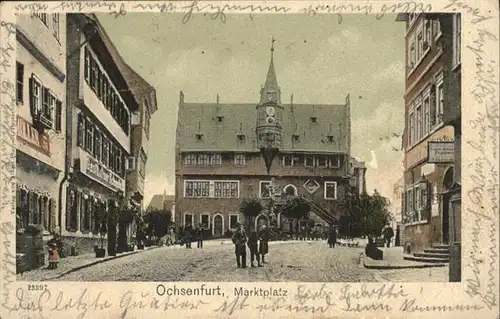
[48, 243, 60, 269]
[247, 231, 262, 268]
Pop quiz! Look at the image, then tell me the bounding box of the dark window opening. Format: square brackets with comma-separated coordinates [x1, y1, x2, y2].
[16, 62, 24, 104]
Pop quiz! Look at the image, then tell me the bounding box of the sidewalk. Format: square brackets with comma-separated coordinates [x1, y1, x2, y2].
[363, 247, 447, 269]
[17, 245, 162, 281]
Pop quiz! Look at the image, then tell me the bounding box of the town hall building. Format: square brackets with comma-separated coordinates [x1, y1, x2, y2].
[174, 42, 358, 237]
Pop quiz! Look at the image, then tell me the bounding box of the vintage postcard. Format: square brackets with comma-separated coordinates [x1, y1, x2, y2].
[0, 0, 499, 318]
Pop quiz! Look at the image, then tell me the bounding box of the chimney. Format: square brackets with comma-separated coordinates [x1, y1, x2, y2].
[291, 94, 294, 106]
[179, 91, 184, 104]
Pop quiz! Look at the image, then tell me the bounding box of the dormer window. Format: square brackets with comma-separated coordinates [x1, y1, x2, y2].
[237, 134, 246, 142]
[195, 133, 203, 141]
[216, 116, 224, 122]
[310, 117, 317, 123]
[327, 135, 335, 143]
[292, 134, 300, 142]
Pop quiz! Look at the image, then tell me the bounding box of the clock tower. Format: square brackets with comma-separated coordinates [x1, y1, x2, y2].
[256, 38, 283, 174]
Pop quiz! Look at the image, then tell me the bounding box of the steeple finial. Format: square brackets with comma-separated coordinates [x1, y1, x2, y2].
[271, 36, 276, 58]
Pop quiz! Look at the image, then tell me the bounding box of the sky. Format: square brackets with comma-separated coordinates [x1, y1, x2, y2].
[97, 13, 406, 207]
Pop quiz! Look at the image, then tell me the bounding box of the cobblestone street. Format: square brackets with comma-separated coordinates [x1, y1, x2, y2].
[52, 240, 448, 282]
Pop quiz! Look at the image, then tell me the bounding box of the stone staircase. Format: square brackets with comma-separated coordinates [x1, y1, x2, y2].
[298, 195, 336, 225]
[403, 243, 450, 263]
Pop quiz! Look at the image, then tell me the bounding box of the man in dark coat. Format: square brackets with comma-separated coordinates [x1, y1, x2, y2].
[196, 223, 204, 249]
[231, 222, 247, 268]
[328, 225, 337, 248]
[184, 224, 193, 249]
[258, 225, 270, 263]
[382, 224, 394, 248]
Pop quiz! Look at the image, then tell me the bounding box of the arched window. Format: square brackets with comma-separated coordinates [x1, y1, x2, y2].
[283, 184, 297, 196]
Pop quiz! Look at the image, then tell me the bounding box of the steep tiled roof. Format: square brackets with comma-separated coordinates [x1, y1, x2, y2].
[264, 58, 279, 93]
[147, 194, 175, 211]
[176, 101, 349, 153]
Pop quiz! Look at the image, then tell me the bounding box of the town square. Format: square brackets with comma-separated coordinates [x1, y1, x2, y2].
[13, 11, 461, 282]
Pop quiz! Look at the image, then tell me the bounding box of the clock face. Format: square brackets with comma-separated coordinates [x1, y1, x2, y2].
[266, 107, 275, 116]
[268, 92, 276, 101]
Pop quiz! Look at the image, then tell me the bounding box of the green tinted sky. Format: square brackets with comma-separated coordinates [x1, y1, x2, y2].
[97, 13, 406, 206]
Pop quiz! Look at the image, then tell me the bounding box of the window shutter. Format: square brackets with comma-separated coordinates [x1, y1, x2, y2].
[29, 77, 35, 116]
[55, 100, 62, 132]
[77, 113, 84, 146]
[78, 193, 84, 231]
[65, 188, 71, 230]
[401, 191, 405, 222]
[50, 198, 56, 231]
[28, 192, 34, 224]
[84, 48, 89, 81]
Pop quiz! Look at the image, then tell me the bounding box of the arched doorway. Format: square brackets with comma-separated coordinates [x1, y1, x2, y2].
[442, 166, 454, 244]
[255, 214, 269, 231]
[213, 213, 224, 237]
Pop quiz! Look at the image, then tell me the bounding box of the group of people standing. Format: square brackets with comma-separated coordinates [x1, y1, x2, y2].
[182, 223, 205, 249]
[231, 222, 269, 268]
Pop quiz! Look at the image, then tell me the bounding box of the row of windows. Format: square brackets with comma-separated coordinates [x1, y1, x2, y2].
[84, 47, 130, 136]
[183, 180, 338, 200]
[77, 113, 124, 178]
[407, 73, 444, 147]
[184, 180, 239, 198]
[183, 213, 240, 230]
[196, 132, 336, 144]
[407, 15, 461, 74]
[16, 188, 54, 230]
[35, 13, 60, 41]
[66, 190, 106, 233]
[17, 64, 63, 132]
[183, 153, 343, 168]
[408, 17, 435, 72]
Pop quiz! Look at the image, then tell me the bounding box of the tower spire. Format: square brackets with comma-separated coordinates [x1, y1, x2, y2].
[271, 36, 276, 60]
[259, 37, 281, 105]
[264, 38, 279, 92]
